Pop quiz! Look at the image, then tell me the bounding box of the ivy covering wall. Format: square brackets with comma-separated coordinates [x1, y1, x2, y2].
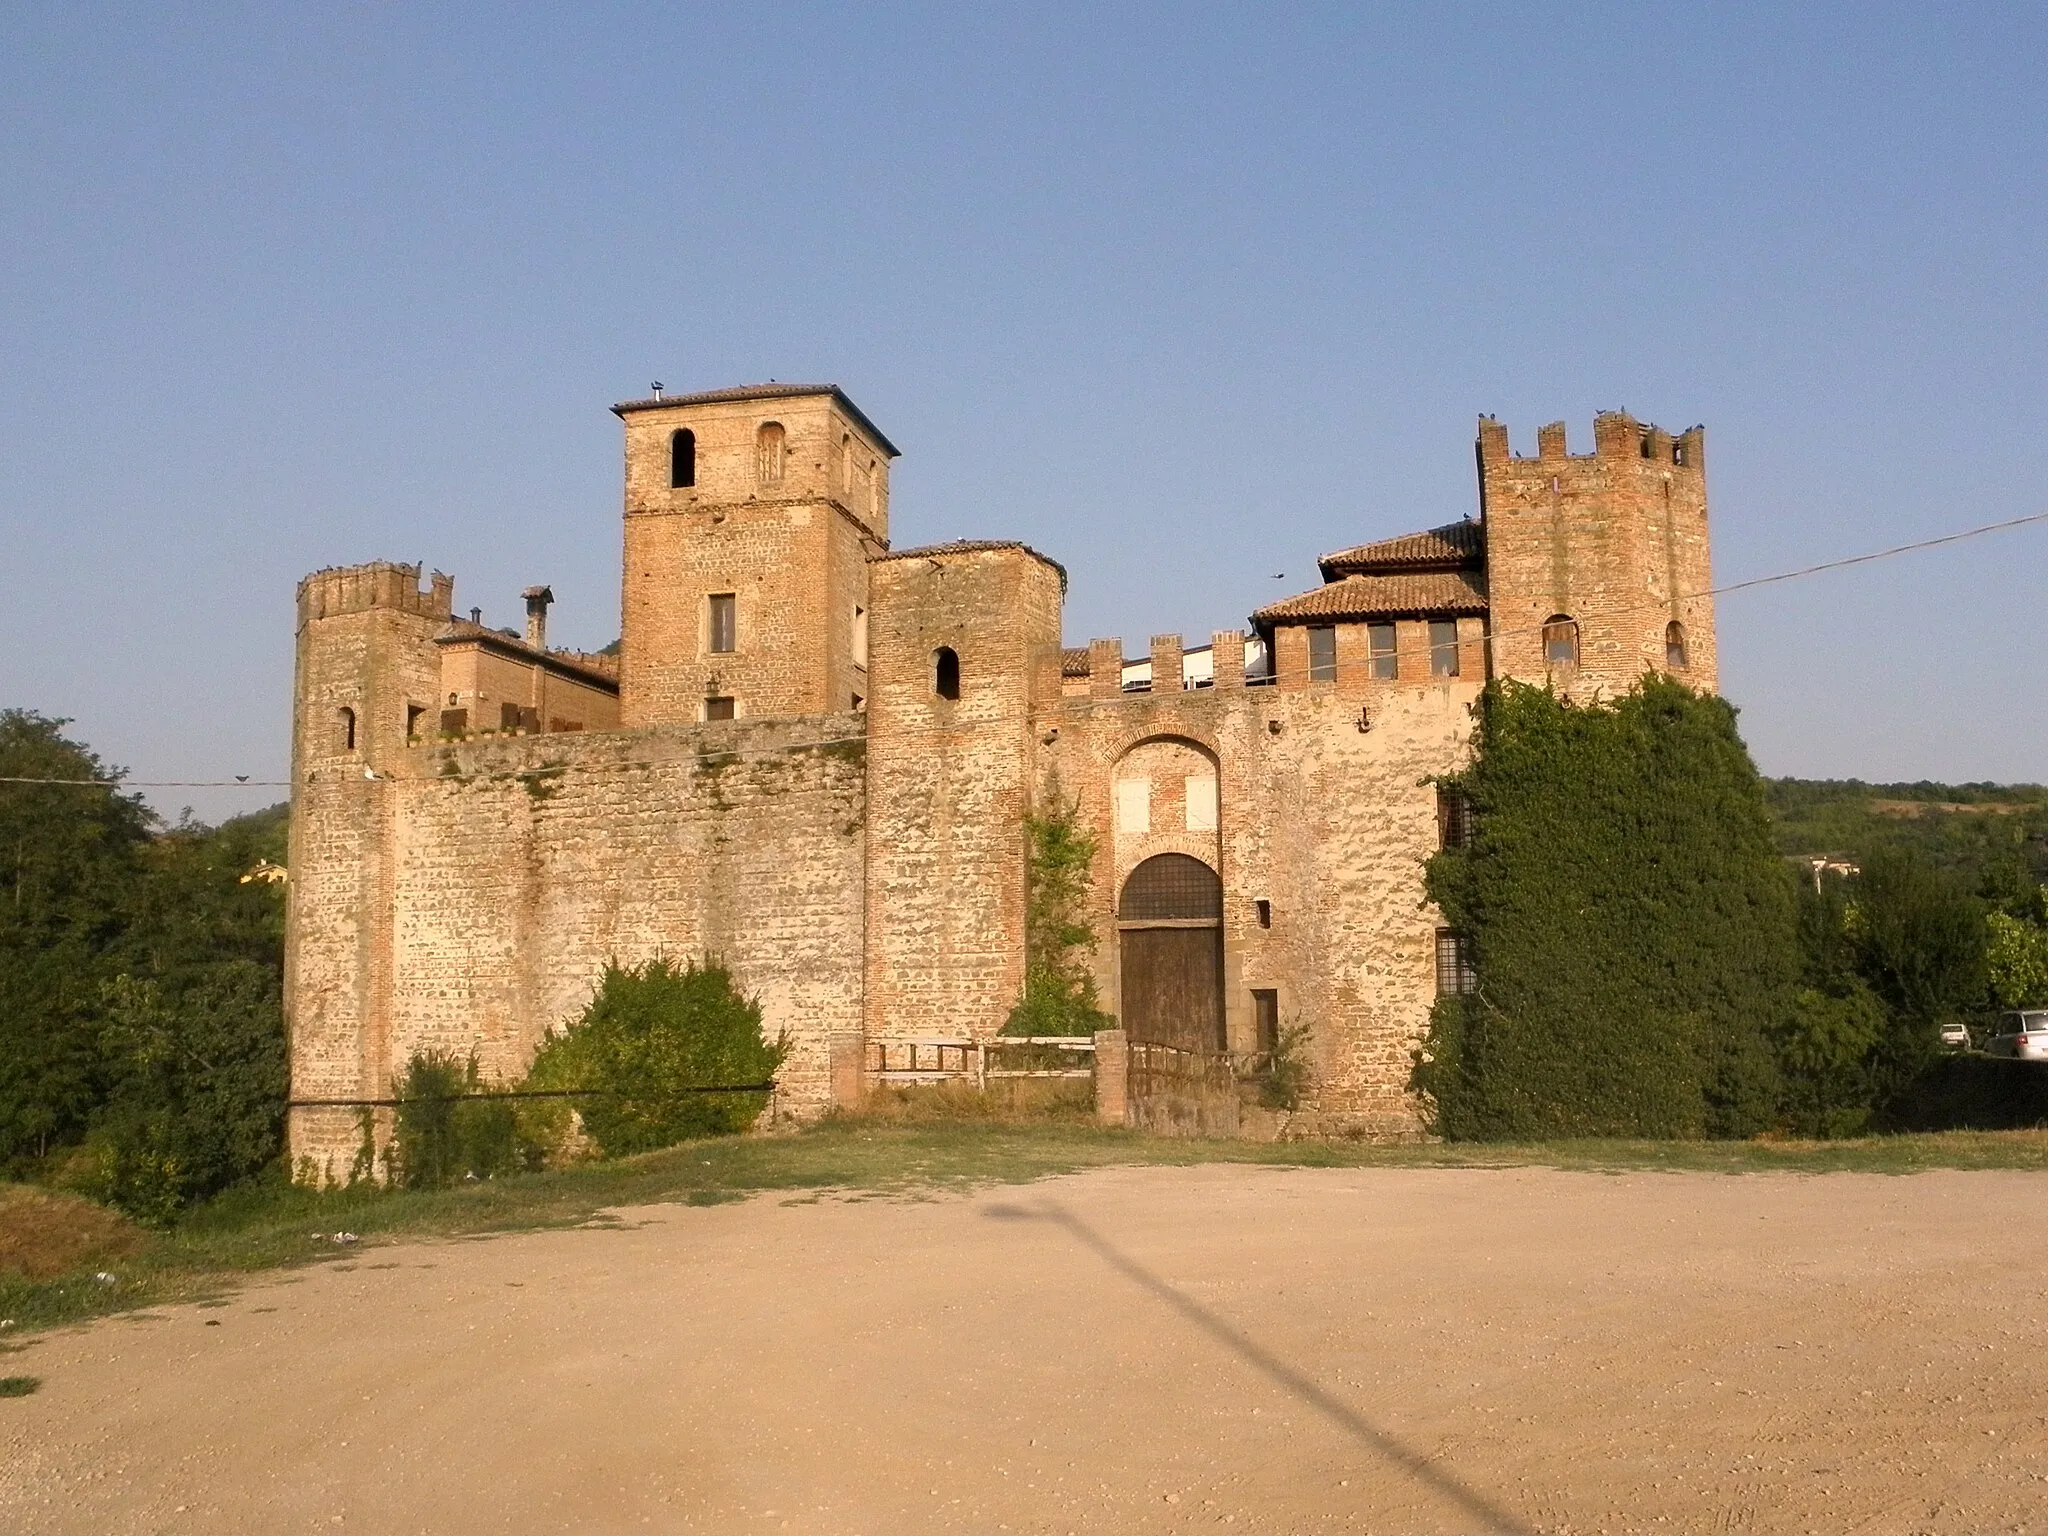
[1417, 678, 1799, 1139]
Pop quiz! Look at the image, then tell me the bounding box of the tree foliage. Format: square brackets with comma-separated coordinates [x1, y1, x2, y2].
[0, 710, 289, 1215]
[1003, 775, 1114, 1038]
[1416, 678, 1799, 1140]
[524, 957, 787, 1158]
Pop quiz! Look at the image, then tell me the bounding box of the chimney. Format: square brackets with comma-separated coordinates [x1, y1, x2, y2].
[522, 586, 554, 651]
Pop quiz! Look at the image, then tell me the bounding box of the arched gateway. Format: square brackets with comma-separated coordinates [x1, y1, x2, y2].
[1117, 853, 1225, 1050]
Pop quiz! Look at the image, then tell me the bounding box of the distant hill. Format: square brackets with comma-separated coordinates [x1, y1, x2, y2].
[1764, 778, 2048, 890]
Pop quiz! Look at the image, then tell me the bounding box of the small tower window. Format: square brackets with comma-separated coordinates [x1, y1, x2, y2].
[704, 695, 735, 721]
[852, 605, 868, 669]
[1429, 619, 1460, 677]
[1543, 615, 1579, 668]
[670, 429, 696, 488]
[756, 422, 785, 486]
[1665, 620, 1689, 669]
[933, 646, 961, 700]
[1306, 625, 1337, 682]
[708, 593, 736, 654]
[337, 706, 356, 752]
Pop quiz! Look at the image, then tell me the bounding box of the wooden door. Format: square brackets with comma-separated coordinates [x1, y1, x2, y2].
[1120, 925, 1225, 1050]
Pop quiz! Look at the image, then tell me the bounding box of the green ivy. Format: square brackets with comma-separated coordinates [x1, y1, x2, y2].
[1416, 677, 1798, 1140]
[1003, 774, 1114, 1038]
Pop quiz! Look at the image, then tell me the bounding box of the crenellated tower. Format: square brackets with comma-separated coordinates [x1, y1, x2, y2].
[286, 561, 452, 1170]
[1477, 412, 1716, 697]
[612, 384, 897, 727]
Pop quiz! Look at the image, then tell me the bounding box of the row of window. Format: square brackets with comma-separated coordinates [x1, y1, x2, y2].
[1301, 616, 1688, 677]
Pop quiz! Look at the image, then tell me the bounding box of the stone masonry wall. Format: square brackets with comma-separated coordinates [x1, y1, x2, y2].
[289, 713, 867, 1179]
[1044, 642, 1479, 1138]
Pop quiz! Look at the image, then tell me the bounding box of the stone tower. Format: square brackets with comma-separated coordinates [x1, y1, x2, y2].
[285, 562, 452, 1160]
[612, 384, 898, 726]
[1477, 412, 1716, 697]
[862, 541, 1066, 1043]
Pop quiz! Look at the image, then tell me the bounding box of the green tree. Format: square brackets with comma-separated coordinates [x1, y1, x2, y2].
[1416, 678, 1798, 1140]
[0, 711, 153, 1168]
[524, 957, 788, 1158]
[1985, 911, 2048, 1009]
[1003, 775, 1114, 1037]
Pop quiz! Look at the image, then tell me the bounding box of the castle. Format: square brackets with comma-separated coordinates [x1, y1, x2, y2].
[285, 385, 1715, 1171]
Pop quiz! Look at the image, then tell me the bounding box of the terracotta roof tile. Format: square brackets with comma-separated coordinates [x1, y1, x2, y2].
[1319, 519, 1483, 580]
[1061, 647, 1092, 677]
[871, 539, 1068, 590]
[1252, 569, 1487, 624]
[610, 383, 899, 458]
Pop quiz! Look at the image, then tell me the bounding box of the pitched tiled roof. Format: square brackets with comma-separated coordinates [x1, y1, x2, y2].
[435, 620, 622, 692]
[1252, 569, 1487, 624]
[1061, 647, 1092, 677]
[610, 383, 899, 458]
[1318, 519, 1483, 580]
[871, 539, 1068, 590]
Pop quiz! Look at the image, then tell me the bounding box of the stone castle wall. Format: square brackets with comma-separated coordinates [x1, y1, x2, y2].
[289, 714, 867, 1179]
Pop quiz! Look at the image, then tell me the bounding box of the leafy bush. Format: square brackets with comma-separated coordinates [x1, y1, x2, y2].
[524, 958, 787, 1159]
[1004, 776, 1115, 1038]
[83, 964, 287, 1220]
[1984, 911, 2048, 1009]
[391, 1053, 527, 1189]
[1416, 678, 1798, 1140]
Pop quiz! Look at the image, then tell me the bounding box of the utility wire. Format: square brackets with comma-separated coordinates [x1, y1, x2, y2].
[6, 507, 2044, 789]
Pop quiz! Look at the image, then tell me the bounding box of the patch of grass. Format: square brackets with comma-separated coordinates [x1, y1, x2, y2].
[1, 1376, 40, 1397]
[5, 1124, 2048, 1335]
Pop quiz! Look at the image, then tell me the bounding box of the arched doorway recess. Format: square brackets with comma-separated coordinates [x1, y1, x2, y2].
[1118, 853, 1225, 1050]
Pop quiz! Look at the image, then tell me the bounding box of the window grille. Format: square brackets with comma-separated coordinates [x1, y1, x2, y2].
[1119, 854, 1222, 921]
[1435, 930, 1478, 996]
[1436, 785, 1472, 849]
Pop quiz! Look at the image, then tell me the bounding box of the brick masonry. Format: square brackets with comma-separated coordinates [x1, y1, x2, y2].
[286, 400, 1717, 1166]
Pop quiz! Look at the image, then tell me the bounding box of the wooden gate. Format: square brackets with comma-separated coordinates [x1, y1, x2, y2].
[1118, 854, 1225, 1051]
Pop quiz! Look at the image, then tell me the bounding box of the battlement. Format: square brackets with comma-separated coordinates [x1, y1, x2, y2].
[1071, 633, 1266, 698]
[297, 562, 453, 627]
[1476, 412, 1703, 473]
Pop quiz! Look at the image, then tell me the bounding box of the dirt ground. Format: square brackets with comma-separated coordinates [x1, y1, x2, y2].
[3, 1164, 2045, 1535]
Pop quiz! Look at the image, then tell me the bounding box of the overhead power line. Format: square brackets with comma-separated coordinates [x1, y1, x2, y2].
[5, 506, 2044, 790]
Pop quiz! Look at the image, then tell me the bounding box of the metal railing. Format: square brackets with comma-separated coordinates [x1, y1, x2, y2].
[864, 1036, 1097, 1088]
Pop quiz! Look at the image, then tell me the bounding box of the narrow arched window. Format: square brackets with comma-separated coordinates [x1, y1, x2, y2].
[756, 422, 785, 486]
[670, 428, 696, 488]
[338, 706, 357, 752]
[933, 646, 961, 700]
[1665, 620, 1688, 669]
[1542, 615, 1578, 667]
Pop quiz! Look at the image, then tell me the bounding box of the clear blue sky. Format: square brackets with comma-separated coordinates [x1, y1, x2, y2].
[3, 3, 2044, 822]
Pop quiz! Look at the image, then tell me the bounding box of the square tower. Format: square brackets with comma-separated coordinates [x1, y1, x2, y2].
[1477, 412, 1716, 698]
[613, 384, 898, 726]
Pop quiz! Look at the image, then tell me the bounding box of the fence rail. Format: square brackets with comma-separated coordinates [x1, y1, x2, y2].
[865, 1036, 1097, 1088]
[287, 1083, 776, 1110]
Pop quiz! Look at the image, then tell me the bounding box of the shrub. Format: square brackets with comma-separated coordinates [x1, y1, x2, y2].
[525, 958, 788, 1159]
[1416, 678, 1798, 1140]
[391, 1053, 526, 1189]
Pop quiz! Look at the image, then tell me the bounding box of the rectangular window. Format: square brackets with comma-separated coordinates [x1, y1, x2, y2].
[1185, 775, 1218, 832]
[1435, 930, 1478, 997]
[852, 605, 868, 669]
[1114, 778, 1151, 834]
[704, 695, 735, 721]
[1368, 622, 1397, 680]
[1429, 619, 1460, 677]
[708, 593, 737, 654]
[1252, 989, 1280, 1055]
[1436, 785, 1471, 849]
[1307, 625, 1337, 682]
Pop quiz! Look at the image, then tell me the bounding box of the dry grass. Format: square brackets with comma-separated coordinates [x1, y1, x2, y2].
[834, 1078, 1096, 1125]
[0, 1184, 143, 1282]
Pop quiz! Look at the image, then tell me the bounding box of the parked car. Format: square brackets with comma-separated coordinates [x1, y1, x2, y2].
[1985, 1011, 2048, 1061]
[1938, 1019, 1973, 1051]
